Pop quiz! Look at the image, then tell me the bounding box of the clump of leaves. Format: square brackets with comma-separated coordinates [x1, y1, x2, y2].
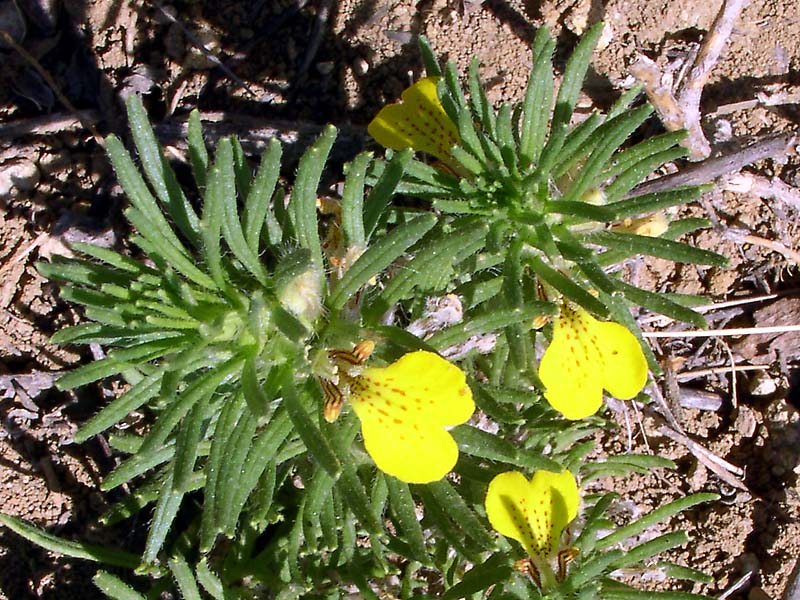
[0, 25, 722, 600]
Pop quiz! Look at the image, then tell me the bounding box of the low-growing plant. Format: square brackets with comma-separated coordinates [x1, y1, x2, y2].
[2, 24, 724, 599]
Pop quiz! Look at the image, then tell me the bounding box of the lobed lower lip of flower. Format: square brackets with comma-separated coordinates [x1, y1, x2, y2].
[538, 306, 648, 420]
[485, 469, 580, 560]
[367, 77, 461, 171]
[348, 350, 474, 484]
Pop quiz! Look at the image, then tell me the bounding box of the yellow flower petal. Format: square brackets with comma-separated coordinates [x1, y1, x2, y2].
[349, 350, 474, 483]
[367, 77, 460, 167]
[538, 307, 648, 420]
[485, 470, 579, 558]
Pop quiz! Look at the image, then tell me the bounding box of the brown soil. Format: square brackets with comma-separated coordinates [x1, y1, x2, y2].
[1, 0, 799, 598]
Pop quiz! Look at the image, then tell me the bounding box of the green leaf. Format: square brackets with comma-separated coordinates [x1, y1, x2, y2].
[597, 493, 718, 550]
[526, 255, 608, 317]
[520, 27, 555, 166]
[341, 151, 372, 248]
[452, 425, 562, 472]
[187, 109, 208, 190]
[386, 477, 429, 563]
[602, 591, 710, 600]
[658, 562, 713, 584]
[0, 514, 141, 569]
[612, 531, 689, 570]
[442, 553, 513, 599]
[427, 480, 494, 551]
[101, 442, 175, 491]
[604, 147, 688, 202]
[427, 303, 556, 350]
[375, 219, 489, 310]
[196, 559, 225, 600]
[364, 148, 413, 238]
[126, 95, 200, 245]
[144, 468, 184, 563]
[106, 136, 192, 256]
[468, 57, 496, 138]
[329, 214, 436, 311]
[223, 410, 294, 537]
[93, 571, 146, 600]
[172, 392, 211, 492]
[418, 35, 443, 77]
[538, 22, 603, 174]
[613, 279, 707, 328]
[283, 378, 341, 477]
[214, 138, 269, 285]
[56, 338, 181, 390]
[589, 230, 727, 267]
[169, 555, 203, 600]
[604, 185, 708, 221]
[560, 105, 653, 205]
[73, 369, 164, 442]
[201, 390, 247, 551]
[243, 138, 283, 252]
[562, 548, 626, 592]
[139, 356, 244, 456]
[70, 242, 151, 274]
[292, 124, 337, 273]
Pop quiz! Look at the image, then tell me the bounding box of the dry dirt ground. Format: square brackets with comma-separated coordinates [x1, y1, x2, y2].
[1, 0, 799, 598]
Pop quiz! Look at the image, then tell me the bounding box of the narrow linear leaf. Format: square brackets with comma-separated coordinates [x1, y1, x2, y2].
[589, 230, 727, 267]
[168, 555, 203, 600]
[196, 559, 225, 600]
[329, 214, 436, 311]
[126, 96, 200, 244]
[93, 571, 146, 600]
[427, 303, 556, 350]
[427, 480, 494, 551]
[526, 256, 608, 317]
[441, 553, 513, 600]
[0, 515, 140, 569]
[364, 148, 413, 238]
[283, 379, 341, 477]
[74, 369, 164, 443]
[418, 35, 443, 77]
[341, 151, 372, 248]
[597, 493, 718, 549]
[187, 109, 208, 190]
[243, 138, 282, 252]
[144, 469, 184, 563]
[386, 477, 429, 563]
[292, 125, 337, 272]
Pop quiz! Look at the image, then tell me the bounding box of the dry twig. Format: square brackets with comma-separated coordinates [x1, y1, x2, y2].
[0, 31, 103, 144]
[628, 133, 796, 197]
[629, 0, 750, 160]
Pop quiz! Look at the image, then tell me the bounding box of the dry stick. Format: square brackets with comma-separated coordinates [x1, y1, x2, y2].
[640, 290, 794, 326]
[627, 132, 797, 197]
[724, 171, 800, 211]
[292, 0, 334, 91]
[643, 324, 800, 338]
[656, 424, 748, 490]
[675, 0, 751, 160]
[0, 31, 104, 145]
[0, 111, 100, 138]
[151, 0, 258, 99]
[723, 227, 800, 265]
[718, 570, 755, 600]
[676, 364, 768, 382]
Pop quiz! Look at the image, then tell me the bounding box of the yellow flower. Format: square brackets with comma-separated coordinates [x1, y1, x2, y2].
[485, 469, 580, 559]
[538, 306, 647, 420]
[368, 77, 461, 171]
[348, 350, 474, 484]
